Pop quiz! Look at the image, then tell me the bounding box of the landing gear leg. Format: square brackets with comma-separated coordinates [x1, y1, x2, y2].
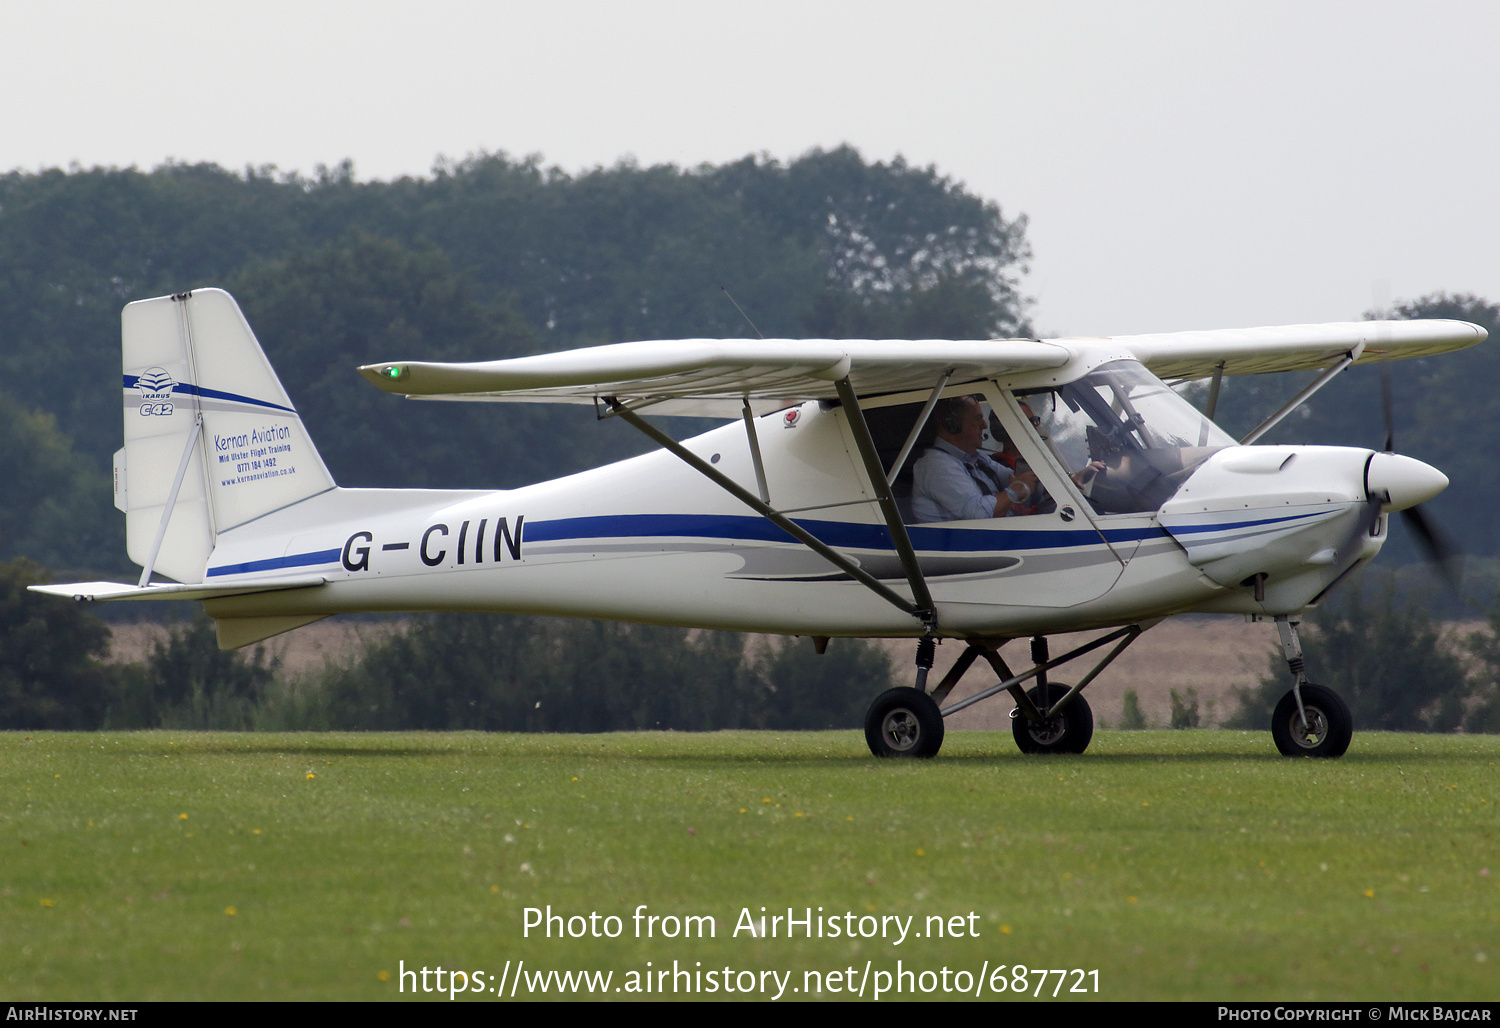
[1009, 636, 1094, 754]
[1270, 616, 1352, 758]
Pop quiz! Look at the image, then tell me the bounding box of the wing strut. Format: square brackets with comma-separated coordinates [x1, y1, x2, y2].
[1240, 343, 1365, 444]
[741, 398, 770, 503]
[604, 397, 927, 624]
[137, 412, 203, 587]
[833, 376, 936, 628]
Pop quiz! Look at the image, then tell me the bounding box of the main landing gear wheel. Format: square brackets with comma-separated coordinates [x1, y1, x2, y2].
[1011, 682, 1094, 755]
[1271, 683, 1352, 758]
[865, 688, 944, 758]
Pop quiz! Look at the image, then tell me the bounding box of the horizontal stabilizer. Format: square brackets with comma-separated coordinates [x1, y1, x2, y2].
[28, 576, 326, 603]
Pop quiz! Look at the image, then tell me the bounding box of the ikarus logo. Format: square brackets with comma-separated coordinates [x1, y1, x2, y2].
[136, 367, 176, 416]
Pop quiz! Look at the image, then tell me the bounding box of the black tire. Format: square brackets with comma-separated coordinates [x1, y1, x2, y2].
[864, 688, 945, 758]
[1011, 682, 1094, 755]
[1271, 684, 1352, 758]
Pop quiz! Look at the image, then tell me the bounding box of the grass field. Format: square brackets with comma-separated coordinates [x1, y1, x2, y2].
[2, 729, 1496, 1001]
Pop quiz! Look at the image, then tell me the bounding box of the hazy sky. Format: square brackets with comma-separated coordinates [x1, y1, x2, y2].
[3, 1, 1493, 337]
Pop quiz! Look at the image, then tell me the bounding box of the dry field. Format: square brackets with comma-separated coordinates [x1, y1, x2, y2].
[105, 614, 1291, 728]
[105, 618, 403, 677]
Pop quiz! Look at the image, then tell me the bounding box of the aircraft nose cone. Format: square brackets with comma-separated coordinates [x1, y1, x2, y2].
[1366, 452, 1449, 511]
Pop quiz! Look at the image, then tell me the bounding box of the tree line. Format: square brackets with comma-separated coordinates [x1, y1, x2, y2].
[1, 558, 893, 732]
[0, 150, 1028, 578]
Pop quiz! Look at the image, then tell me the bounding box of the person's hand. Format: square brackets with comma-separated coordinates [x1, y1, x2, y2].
[1072, 462, 1105, 485]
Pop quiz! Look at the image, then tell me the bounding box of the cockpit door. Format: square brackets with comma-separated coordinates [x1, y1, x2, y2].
[855, 386, 1137, 610]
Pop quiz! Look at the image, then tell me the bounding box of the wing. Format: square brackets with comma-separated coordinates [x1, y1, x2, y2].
[357, 320, 1486, 413]
[359, 338, 1072, 416]
[1115, 319, 1486, 380]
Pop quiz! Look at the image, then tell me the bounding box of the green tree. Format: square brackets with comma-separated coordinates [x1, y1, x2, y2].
[0, 559, 117, 728]
[746, 636, 896, 730]
[708, 147, 1031, 338]
[314, 614, 893, 732]
[109, 613, 278, 730]
[225, 234, 609, 489]
[1169, 687, 1202, 729]
[1460, 594, 1500, 733]
[0, 392, 121, 574]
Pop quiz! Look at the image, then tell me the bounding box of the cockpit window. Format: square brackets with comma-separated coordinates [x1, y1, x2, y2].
[1020, 360, 1236, 514]
[860, 395, 1046, 524]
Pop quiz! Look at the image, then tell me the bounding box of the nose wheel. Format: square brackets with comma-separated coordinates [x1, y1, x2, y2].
[1271, 617, 1353, 758]
[1271, 683, 1352, 757]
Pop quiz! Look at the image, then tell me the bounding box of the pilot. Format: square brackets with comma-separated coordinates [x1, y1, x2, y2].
[911, 396, 1040, 522]
[1020, 398, 1107, 490]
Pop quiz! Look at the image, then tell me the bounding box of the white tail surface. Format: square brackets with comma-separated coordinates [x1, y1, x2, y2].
[121, 289, 335, 583]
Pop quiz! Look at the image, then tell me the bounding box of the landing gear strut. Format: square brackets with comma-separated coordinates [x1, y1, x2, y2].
[861, 624, 1151, 758]
[1270, 616, 1352, 758]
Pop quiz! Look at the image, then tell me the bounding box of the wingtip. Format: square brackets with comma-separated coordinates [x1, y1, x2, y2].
[358, 363, 411, 391]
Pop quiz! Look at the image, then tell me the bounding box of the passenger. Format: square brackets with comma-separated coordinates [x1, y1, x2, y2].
[987, 410, 1024, 470]
[911, 396, 1039, 522]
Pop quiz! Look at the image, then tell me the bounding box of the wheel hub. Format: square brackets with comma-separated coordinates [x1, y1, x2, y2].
[1026, 716, 1067, 746]
[881, 709, 921, 752]
[1290, 705, 1329, 748]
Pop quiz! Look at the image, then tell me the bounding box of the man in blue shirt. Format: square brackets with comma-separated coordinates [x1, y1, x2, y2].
[911, 396, 1040, 522]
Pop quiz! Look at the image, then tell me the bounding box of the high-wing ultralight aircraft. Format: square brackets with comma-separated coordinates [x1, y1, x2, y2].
[32, 289, 1486, 758]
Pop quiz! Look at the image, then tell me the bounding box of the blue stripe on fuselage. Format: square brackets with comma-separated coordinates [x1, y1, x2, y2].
[207, 548, 341, 577]
[202, 509, 1336, 578]
[525, 513, 1163, 550]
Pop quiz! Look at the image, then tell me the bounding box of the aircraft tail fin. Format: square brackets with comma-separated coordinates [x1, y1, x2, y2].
[120, 289, 335, 584]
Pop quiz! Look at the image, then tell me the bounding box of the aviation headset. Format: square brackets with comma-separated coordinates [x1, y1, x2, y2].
[936, 396, 975, 435]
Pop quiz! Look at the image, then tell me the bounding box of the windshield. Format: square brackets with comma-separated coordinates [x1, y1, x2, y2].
[1021, 360, 1236, 514]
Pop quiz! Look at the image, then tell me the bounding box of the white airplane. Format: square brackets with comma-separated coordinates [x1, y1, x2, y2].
[32, 289, 1485, 759]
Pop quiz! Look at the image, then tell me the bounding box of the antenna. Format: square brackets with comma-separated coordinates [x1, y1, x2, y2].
[720, 286, 765, 340]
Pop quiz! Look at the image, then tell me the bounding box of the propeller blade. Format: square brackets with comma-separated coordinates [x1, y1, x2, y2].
[1334, 496, 1385, 568]
[1380, 365, 1395, 453]
[1401, 504, 1462, 590]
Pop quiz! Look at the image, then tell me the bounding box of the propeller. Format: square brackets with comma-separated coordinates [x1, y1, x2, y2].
[1374, 363, 1462, 589]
